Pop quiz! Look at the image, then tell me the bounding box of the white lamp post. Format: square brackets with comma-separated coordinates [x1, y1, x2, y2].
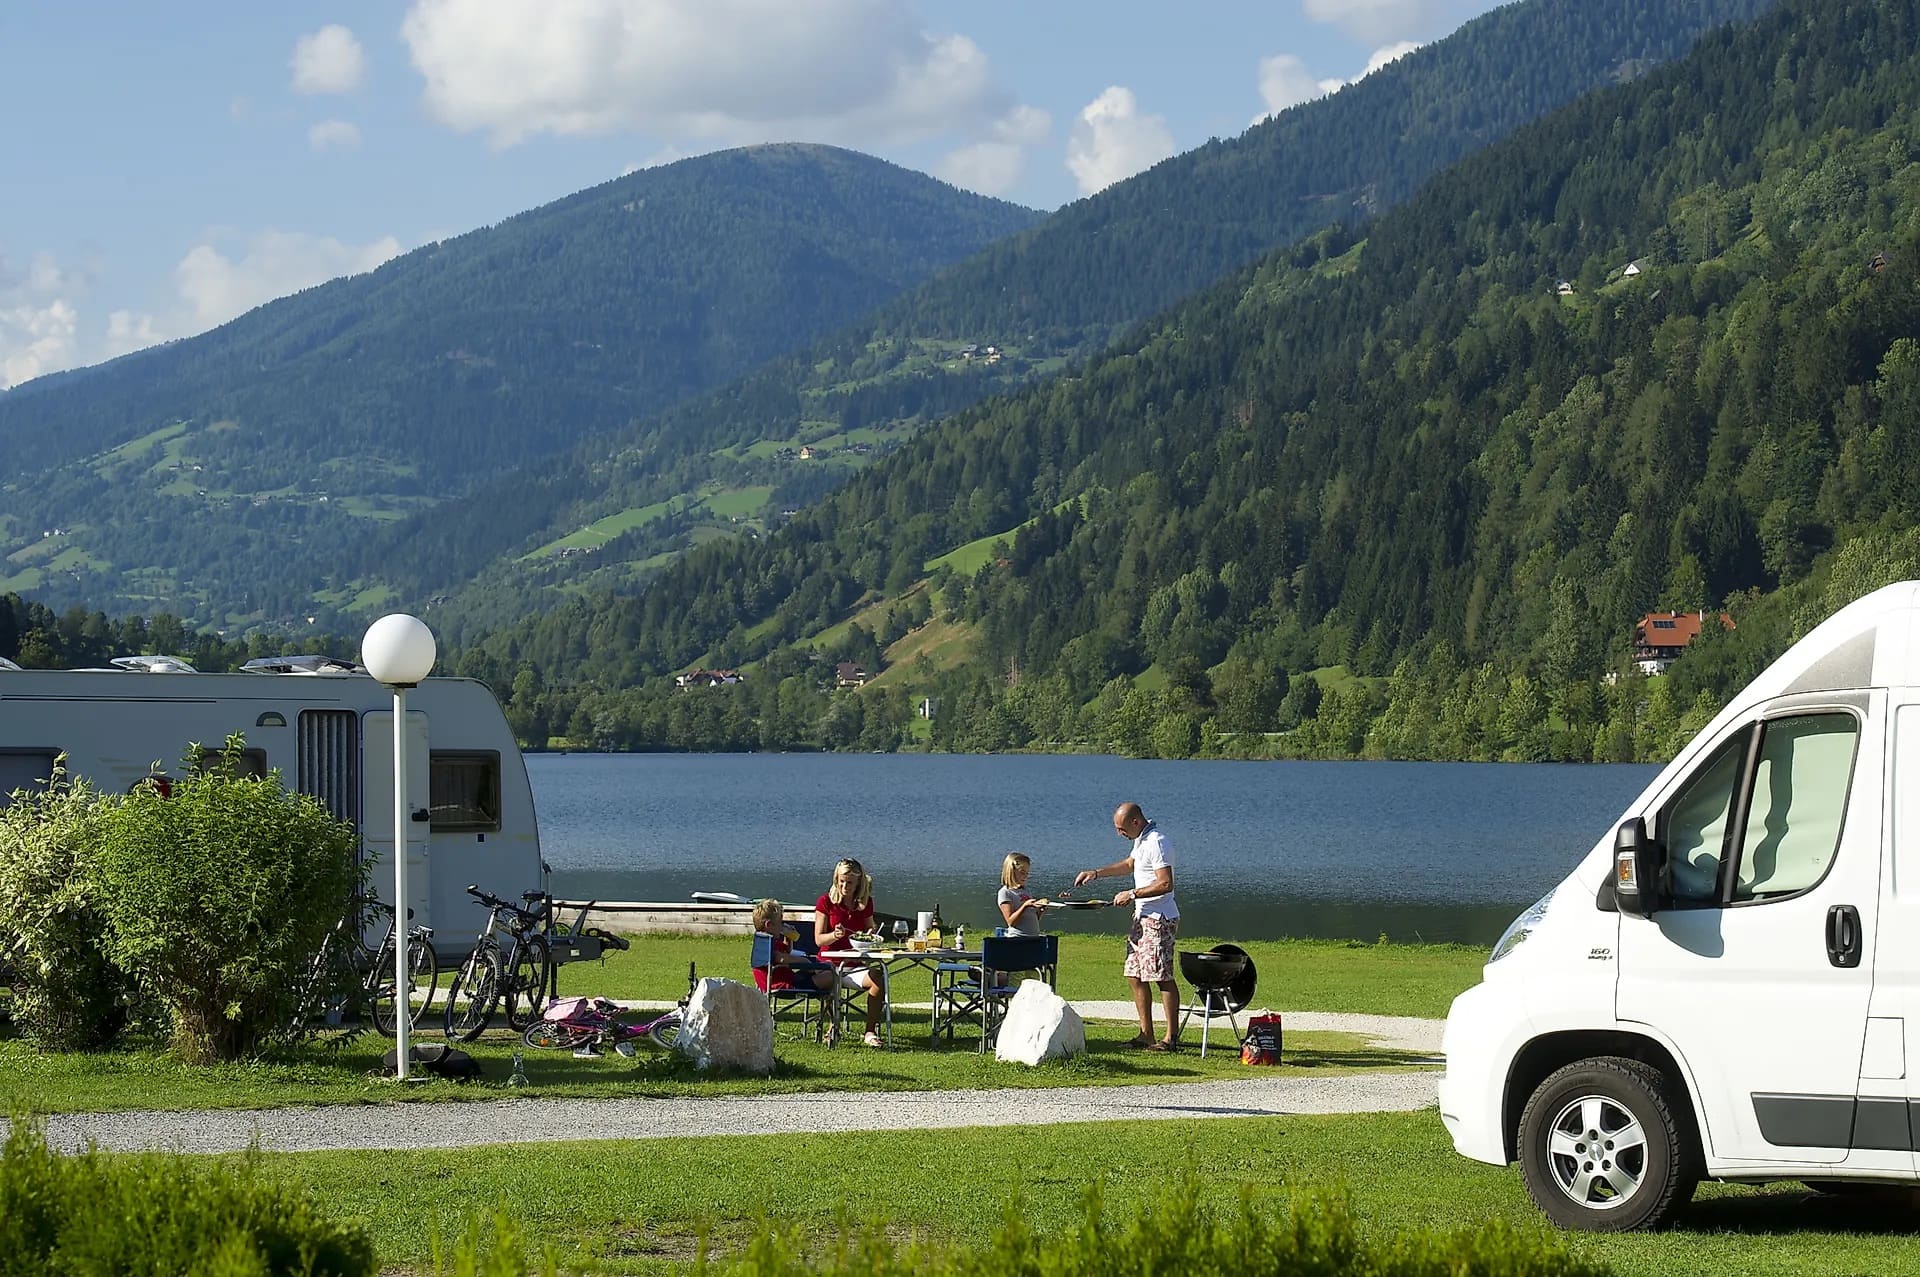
[361, 613, 437, 1079]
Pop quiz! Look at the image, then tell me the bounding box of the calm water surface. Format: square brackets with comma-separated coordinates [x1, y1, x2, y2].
[529, 753, 1660, 946]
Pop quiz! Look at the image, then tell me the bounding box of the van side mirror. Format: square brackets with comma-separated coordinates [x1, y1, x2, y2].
[1613, 818, 1665, 916]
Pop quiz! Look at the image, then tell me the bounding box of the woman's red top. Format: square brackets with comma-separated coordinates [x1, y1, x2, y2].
[815, 893, 873, 966]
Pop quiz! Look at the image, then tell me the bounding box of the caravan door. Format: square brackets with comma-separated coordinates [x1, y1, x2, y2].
[363, 710, 432, 927]
[1617, 697, 1882, 1166]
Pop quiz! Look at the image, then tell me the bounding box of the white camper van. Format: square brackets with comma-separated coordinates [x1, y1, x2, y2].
[0, 657, 541, 950]
[1441, 580, 1920, 1231]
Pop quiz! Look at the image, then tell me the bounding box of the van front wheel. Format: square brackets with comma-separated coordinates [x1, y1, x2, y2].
[1519, 1056, 1695, 1232]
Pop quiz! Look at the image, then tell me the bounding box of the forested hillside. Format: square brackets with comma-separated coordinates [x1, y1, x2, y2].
[0, 145, 1038, 622]
[457, 0, 1920, 762]
[336, 0, 1778, 623]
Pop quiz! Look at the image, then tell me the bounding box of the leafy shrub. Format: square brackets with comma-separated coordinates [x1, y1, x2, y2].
[92, 735, 362, 1062]
[697, 1178, 1613, 1277]
[0, 767, 134, 1050]
[0, 1118, 375, 1276]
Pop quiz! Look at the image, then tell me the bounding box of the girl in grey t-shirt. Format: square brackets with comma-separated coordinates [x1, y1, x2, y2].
[997, 852, 1046, 935]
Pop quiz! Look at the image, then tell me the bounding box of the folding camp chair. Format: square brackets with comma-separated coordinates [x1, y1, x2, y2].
[931, 933, 1052, 1052]
[751, 931, 841, 1042]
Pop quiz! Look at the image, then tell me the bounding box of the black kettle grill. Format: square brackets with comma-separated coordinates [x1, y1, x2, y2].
[1177, 943, 1258, 1057]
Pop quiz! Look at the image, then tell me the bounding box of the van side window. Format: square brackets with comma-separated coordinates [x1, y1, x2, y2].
[1733, 714, 1858, 901]
[1664, 736, 1746, 903]
[0, 750, 59, 810]
[430, 752, 500, 832]
[191, 747, 270, 780]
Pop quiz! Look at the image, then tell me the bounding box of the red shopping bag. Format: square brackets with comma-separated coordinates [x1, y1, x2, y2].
[1240, 1012, 1282, 1065]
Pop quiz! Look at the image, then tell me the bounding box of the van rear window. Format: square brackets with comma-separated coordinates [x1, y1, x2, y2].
[430, 752, 500, 831]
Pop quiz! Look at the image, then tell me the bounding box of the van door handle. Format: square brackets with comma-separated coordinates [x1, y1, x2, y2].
[1827, 904, 1863, 968]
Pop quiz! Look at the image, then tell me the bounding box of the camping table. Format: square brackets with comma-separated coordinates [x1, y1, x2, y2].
[819, 946, 981, 1049]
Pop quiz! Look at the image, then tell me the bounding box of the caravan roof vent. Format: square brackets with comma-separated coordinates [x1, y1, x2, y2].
[110, 655, 199, 674]
[241, 654, 362, 676]
[0, 657, 20, 671]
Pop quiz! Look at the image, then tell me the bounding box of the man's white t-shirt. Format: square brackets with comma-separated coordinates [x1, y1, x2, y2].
[1130, 824, 1179, 920]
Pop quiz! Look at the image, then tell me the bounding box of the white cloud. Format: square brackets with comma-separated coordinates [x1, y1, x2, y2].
[936, 104, 1050, 197]
[307, 119, 362, 151]
[1065, 87, 1174, 197]
[1302, 0, 1438, 45]
[1361, 41, 1422, 76]
[174, 231, 402, 328]
[0, 252, 84, 390]
[0, 297, 78, 391]
[1250, 40, 1426, 127]
[292, 25, 366, 95]
[103, 310, 162, 359]
[400, 0, 1012, 148]
[1250, 54, 1345, 125]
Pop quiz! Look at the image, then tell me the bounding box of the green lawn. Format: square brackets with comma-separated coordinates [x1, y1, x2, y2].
[558, 932, 1485, 1020]
[0, 1017, 1409, 1117]
[245, 1111, 1920, 1275]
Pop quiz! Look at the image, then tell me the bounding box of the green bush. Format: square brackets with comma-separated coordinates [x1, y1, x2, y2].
[92, 736, 362, 1062]
[0, 768, 134, 1050]
[698, 1178, 1612, 1277]
[0, 1118, 374, 1276]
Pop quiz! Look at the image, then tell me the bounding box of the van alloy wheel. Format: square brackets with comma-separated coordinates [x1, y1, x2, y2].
[1543, 1093, 1648, 1209]
[1518, 1056, 1695, 1232]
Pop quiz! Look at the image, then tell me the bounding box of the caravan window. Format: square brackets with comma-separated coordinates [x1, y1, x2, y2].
[0, 750, 59, 810]
[191, 747, 270, 780]
[430, 752, 500, 831]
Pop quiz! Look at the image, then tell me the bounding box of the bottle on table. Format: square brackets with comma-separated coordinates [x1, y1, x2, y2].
[928, 903, 944, 948]
[955, 924, 967, 952]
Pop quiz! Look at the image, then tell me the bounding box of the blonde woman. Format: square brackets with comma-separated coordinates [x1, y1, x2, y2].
[997, 853, 1047, 936]
[813, 858, 886, 1047]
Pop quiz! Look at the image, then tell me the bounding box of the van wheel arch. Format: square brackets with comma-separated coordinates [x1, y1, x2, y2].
[1504, 1031, 1701, 1170]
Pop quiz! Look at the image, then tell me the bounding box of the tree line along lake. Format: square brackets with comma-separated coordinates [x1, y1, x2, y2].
[530, 753, 1662, 946]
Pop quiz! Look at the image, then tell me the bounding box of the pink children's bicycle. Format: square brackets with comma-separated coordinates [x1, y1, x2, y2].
[522, 962, 694, 1057]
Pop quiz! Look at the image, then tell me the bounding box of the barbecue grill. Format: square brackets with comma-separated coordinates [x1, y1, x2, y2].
[1177, 943, 1257, 1058]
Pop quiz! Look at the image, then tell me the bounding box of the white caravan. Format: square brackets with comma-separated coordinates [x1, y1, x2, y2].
[0, 657, 541, 949]
[1442, 579, 1920, 1230]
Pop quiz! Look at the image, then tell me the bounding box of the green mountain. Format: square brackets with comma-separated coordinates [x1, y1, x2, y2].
[0, 144, 1039, 620]
[462, 0, 1920, 762]
[351, 0, 1778, 629]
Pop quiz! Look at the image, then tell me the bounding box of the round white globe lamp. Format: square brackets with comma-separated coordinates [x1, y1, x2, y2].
[361, 613, 437, 1078]
[362, 613, 437, 687]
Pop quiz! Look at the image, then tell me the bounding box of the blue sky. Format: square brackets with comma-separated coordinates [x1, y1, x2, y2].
[0, 0, 1502, 389]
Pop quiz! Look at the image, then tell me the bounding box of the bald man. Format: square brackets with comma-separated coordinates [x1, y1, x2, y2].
[1075, 802, 1181, 1050]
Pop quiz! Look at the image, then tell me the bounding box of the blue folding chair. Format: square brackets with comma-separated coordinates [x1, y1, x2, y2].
[751, 931, 840, 1042]
[932, 933, 1053, 1052]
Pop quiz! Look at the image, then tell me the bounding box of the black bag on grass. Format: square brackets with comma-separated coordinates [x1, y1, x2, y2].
[383, 1043, 482, 1081]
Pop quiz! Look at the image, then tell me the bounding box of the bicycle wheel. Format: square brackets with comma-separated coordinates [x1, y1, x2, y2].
[504, 937, 551, 1031]
[645, 1013, 682, 1050]
[443, 945, 502, 1042]
[406, 934, 439, 1025]
[523, 1020, 594, 1051]
[288, 932, 341, 1037]
[368, 936, 401, 1036]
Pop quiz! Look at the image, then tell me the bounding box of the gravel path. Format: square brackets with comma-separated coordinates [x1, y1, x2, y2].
[44, 1074, 1438, 1155]
[41, 1012, 1443, 1156]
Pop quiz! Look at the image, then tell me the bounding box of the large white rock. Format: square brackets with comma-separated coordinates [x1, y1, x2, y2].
[676, 977, 774, 1074]
[994, 979, 1086, 1066]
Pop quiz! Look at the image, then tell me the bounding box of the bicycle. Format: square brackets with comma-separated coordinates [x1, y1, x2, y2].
[290, 897, 438, 1038]
[522, 962, 697, 1056]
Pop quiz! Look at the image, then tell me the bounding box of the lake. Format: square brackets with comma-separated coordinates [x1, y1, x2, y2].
[529, 753, 1661, 947]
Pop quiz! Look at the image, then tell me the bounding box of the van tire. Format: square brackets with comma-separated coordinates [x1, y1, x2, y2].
[1519, 1056, 1695, 1231]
